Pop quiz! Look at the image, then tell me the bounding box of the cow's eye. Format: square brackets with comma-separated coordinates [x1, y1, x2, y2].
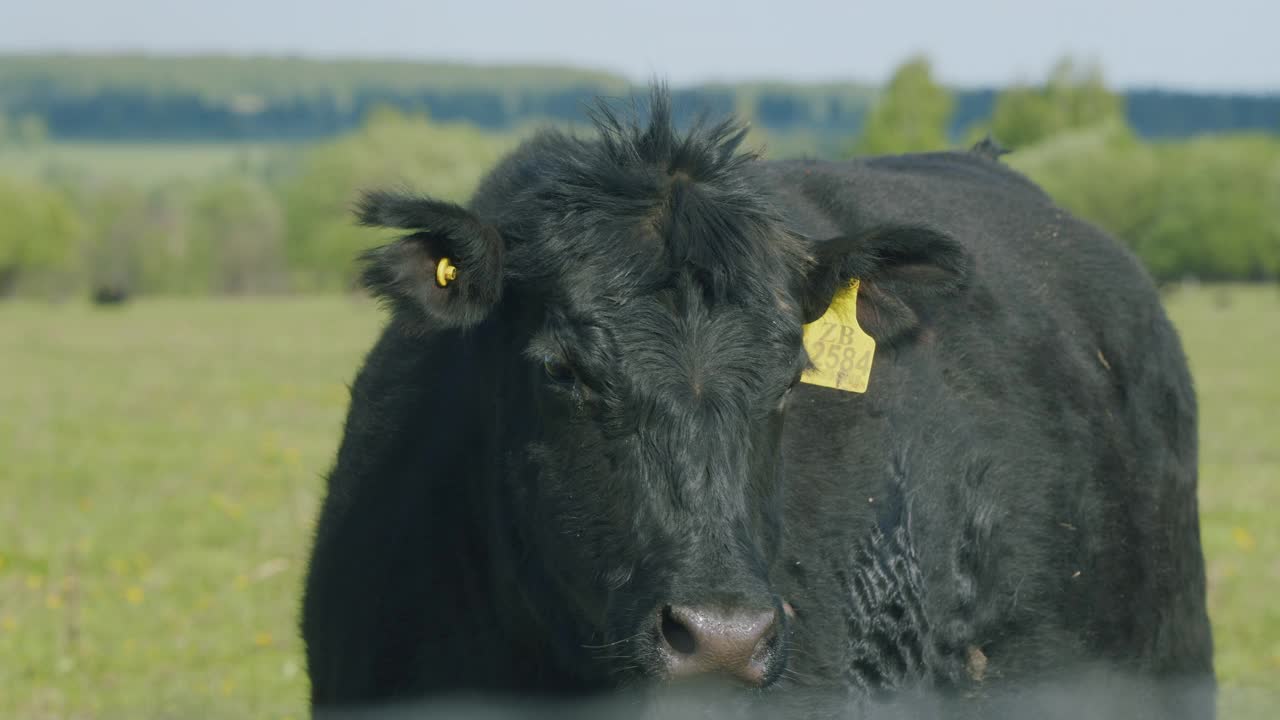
[542, 355, 577, 386]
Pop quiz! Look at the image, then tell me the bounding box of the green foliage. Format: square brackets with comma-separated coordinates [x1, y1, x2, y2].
[1010, 127, 1280, 281]
[66, 176, 289, 296]
[190, 177, 287, 294]
[850, 56, 954, 156]
[979, 58, 1125, 149]
[15, 115, 48, 145]
[1142, 137, 1280, 280]
[0, 108, 522, 297]
[970, 61, 1274, 284]
[0, 176, 81, 295]
[0, 114, 48, 146]
[0, 68, 1277, 297]
[279, 108, 515, 290]
[77, 183, 153, 294]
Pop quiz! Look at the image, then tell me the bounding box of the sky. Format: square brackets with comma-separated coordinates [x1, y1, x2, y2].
[4, 0, 1278, 93]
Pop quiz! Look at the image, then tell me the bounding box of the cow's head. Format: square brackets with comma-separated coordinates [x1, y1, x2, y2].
[356, 90, 967, 690]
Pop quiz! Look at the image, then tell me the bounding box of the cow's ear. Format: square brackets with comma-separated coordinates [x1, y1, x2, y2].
[799, 225, 970, 343]
[357, 190, 504, 330]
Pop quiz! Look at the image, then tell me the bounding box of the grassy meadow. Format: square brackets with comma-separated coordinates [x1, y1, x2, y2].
[0, 285, 1277, 718]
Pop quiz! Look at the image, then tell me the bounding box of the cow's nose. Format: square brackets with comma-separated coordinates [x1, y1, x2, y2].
[658, 604, 781, 686]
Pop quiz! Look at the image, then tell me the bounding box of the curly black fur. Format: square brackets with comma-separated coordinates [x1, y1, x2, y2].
[302, 86, 1214, 719]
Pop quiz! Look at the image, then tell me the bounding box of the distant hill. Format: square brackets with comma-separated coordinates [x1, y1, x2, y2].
[0, 54, 1276, 143]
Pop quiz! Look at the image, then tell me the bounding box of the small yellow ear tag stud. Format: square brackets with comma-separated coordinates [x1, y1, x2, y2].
[435, 257, 458, 288]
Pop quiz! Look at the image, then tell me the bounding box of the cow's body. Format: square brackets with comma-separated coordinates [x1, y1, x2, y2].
[768, 154, 1213, 716]
[302, 103, 1213, 718]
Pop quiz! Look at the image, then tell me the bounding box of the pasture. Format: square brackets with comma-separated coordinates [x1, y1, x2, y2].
[1, 285, 1276, 718]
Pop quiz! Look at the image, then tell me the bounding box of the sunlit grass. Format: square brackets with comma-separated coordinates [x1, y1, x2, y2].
[1160, 285, 1280, 699]
[0, 296, 379, 718]
[0, 286, 1276, 718]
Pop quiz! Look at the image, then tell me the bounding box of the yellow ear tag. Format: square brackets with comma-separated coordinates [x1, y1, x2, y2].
[801, 278, 875, 393]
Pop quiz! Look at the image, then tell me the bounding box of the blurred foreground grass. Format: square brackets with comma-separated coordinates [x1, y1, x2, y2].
[1, 286, 1276, 718]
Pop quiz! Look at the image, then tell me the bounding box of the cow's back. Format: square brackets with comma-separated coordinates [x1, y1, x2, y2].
[765, 152, 1214, 717]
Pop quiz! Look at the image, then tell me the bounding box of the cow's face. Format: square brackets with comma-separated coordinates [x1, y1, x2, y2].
[505, 268, 805, 688]
[356, 98, 967, 690]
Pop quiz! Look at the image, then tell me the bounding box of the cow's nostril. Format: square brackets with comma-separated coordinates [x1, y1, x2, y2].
[657, 604, 782, 686]
[660, 605, 697, 655]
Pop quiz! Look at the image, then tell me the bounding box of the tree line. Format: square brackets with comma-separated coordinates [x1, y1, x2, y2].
[2, 55, 1277, 143]
[853, 57, 1279, 282]
[0, 57, 1277, 299]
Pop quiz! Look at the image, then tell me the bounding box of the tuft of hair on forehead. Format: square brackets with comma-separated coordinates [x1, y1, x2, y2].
[587, 84, 757, 187]
[501, 84, 812, 309]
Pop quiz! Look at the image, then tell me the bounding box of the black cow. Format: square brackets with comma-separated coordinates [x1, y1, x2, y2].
[301, 88, 1214, 718]
[91, 284, 130, 306]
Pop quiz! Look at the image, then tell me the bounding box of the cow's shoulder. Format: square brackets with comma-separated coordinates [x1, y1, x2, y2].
[322, 319, 496, 505]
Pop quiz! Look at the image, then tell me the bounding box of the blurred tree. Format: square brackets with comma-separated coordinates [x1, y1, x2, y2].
[72, 175, 287, 296]
[132, 184, 196, 294]
[79, 183, 154, 296]
[189, 176, 287, 293]
[850, 56, 954, 156]
[279, 106, 514, 290]
[15, 114, 49, 145]
[1010, 127, 1280, 282]
[0, 178, 81, 297]
[1142, 137, 1280, 280]
[980, 86, 1055, 149]
[1046, 60, 1123, 130]
[981, 58, 1125, 149]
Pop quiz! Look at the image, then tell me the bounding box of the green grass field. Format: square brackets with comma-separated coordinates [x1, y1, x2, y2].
[1, 286, 1276, 718]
